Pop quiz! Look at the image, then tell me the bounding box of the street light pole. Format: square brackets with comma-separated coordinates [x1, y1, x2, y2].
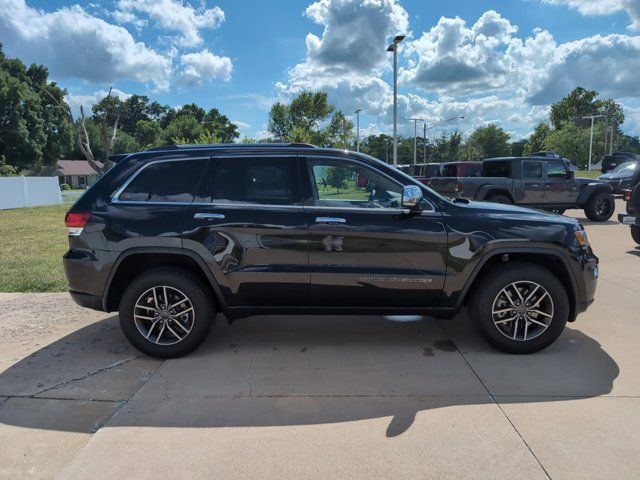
[421, 116, 465, 163]
[423, 122, 427, 163]
[582, 115, 605, 171]
[354, 108, 362, 152]
[409, 118, 422, 163]
[387, 35, 405, 165]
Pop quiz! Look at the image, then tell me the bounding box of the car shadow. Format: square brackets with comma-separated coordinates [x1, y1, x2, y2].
[0, 314, 619, 438]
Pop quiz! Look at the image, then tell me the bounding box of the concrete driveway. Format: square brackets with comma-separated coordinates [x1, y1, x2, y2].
[1, 200, 639, 479]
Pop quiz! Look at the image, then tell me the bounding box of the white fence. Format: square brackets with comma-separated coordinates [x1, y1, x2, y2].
[0, 176, 62, 210]
[61, 191, 84, 204]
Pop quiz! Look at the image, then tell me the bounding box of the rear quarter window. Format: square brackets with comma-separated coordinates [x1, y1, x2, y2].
[117, 159, 207, 203]
[482, 161, 511, 177]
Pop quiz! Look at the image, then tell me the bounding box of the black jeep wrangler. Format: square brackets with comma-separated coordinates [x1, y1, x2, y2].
[64, 144, 599, 357]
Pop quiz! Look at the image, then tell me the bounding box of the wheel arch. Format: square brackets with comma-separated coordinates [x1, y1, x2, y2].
[103, 247, 227, 313]
[475, 186, 514, 202]
[577, 183, 613, 206]
[457, 248, 578, 322]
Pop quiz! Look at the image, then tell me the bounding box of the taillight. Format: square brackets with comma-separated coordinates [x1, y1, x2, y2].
[65, 212, 91, 236]
[623, 190, 632, 202]
[454, 182, 462, 193]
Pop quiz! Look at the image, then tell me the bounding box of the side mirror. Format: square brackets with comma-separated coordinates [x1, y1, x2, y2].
[402, 185, 423, 209]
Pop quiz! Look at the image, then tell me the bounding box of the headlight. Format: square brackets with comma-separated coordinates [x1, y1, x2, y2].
[574, 229, 589, 247]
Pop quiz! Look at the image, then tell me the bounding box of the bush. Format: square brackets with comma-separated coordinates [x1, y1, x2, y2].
[59, 183, 70, 191]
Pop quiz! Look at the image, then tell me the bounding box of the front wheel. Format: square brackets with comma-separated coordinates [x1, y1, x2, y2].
[119, 269, 215, 358]
[631, 225, 640, 245]
[584, 191, 615, 222]
[469, 263, 569, 354]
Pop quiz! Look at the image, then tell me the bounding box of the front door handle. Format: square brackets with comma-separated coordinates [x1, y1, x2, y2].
[194, 213, 225, 220]
[315, 216, 346, 225]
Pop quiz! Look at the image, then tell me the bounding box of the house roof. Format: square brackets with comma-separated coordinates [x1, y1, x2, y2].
[55, 160, 98, 176]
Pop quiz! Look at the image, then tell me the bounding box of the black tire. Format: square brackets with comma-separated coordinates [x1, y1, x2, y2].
[584, 191, 615, 222]
[469, 262, 569, 354]
[486, 194, 513, 205]
[119, 268, 215, 358]
[631, 225, 640, 245]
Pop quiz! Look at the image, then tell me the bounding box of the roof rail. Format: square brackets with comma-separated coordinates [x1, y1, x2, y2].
[108, 153, 132, 163]
[145, 142, 317, 152]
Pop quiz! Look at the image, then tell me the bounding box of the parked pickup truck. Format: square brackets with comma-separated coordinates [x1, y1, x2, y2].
[429, 157, 615, 222]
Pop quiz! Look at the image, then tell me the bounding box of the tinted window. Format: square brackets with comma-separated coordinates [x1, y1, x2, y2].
[119, 159, 206, 203]
[483, 161, 511, 177]
[308, 158, 402, 209]
[209, 157, 301, 206]
[546, 161, 567, 178]
[466, 164, 482, 177]
[442, 164, 457, 177]
[523, 161, 542, 178]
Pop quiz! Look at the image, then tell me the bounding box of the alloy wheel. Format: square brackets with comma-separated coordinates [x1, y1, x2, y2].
[133, 286, 195, 345]
[491, 281, 554, 342]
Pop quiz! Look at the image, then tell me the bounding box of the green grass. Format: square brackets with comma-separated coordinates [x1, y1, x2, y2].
[576, 170, 601, 179]
[0, 204, 69, 292]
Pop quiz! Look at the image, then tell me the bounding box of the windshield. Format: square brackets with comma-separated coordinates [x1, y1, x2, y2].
[610, 162, 637, 176]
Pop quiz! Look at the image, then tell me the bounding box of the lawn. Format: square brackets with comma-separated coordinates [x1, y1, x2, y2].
[0, 204, 69, 292]
[576, 170, 601, 179]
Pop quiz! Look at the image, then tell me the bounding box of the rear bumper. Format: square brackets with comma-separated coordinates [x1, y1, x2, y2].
[69, 290, 106, 311]
[619, 213, 639, 226]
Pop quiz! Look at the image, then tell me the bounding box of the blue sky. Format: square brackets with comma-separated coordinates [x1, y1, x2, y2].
[2, 0, 640, 140]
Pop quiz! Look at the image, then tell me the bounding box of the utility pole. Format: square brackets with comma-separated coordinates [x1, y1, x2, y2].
[354, 108, 362, 152]
[387, 35, 405, 165]
[582, 115, 606, 171]
[423, 122, 427, 163]
[410, 118, 423, 164]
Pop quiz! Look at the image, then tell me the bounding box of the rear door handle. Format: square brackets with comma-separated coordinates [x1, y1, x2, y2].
[194, 213, 225, 220]
[315, 216, 346, 225]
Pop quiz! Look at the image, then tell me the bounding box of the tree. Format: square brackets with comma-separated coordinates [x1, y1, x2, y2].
[325, 166, 349, 193]
[202, 107, 239, 143]
[0, 155, 17, 176]
[542, 121, 593, 169]
[550, 87, 624, 132]
[464, 124, 511, 160]
[523, 122, 551, 155]
[361, 134, 393, 163]
[0, 44, 73, 170]
[134, 119, 162, 149]
[267, 91, 336, 145]
[324, 111, 354, 148]
[163, 115, 203, 144]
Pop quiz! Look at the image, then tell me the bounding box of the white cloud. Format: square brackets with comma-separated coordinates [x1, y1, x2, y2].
[277, 0, 408, 111]
[114, 0, 225, 47]
[0, 0, 171, 90]
[232, 120, 251, 130]
[66, 88, 132, 113]
[540, 0, 640, 31]
[401, 11, 518, 95]
[179, 49, 233, 86]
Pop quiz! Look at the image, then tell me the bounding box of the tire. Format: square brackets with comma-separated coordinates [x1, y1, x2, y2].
[486, 194, 513, 205]
[469, 262, 569, 354]
[119, 268, 215, 358]
[584, 191, 615, 222]
[631, 225, 640, 245]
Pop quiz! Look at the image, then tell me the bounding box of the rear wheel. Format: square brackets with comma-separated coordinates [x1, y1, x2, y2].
[486, 194, 513, 205]
[469, 263, 569, 354]
[584, 191, 615, 222]
[631, 225, 640, 245]
[119, 269, 214, 358]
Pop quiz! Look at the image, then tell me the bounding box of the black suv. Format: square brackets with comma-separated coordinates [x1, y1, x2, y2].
[64, 144, 599, 357]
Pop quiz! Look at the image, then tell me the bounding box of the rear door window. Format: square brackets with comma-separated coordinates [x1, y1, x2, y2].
[118, 159, 207, 203]
[523, 161, 543, 178]
[483, 161, 511, 177]
[208, 157, 301, 206]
